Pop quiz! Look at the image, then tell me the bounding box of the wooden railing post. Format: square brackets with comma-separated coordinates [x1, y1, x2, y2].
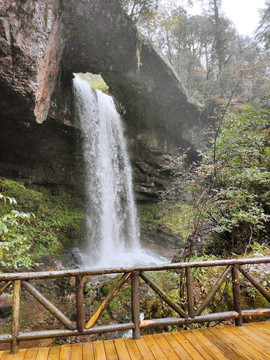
[232, 265, 243, 326]
[186, 267, 195, 319]
[76, 275, 85, 332]
[131, 271, 140, 339]
[11, 280, 21, 354]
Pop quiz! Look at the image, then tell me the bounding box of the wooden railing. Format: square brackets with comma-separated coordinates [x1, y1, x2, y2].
[0, 257, 270, 354]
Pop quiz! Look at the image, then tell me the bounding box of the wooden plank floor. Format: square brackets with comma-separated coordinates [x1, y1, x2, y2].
[1, 321, 270, 359]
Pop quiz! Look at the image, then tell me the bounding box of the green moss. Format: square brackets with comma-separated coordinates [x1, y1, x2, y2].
[146, 136, 153, 148]
[162, 204, 196, 237]
[146, 270, 180, 293]
[44, 4, 48, 28]
[138, 203, 198, 240]
[139, 204, 160, 231]
[0, 177, 83, 263]
[80, 73, 109, 93]
[0, 179, 43, 213]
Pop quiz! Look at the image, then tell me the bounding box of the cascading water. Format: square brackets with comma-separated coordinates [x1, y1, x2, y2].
[73, 74, 163, 268]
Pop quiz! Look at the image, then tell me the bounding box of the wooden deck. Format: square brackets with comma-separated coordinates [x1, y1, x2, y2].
[1, 321, 270, 359]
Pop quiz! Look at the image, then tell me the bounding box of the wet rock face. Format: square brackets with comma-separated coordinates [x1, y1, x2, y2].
[62, 0, 209, 153]
[0, 115, 83, 186]
[0, 0, 209, 198]
[0, 0, 63, 123]
[0, 0, 79, 186]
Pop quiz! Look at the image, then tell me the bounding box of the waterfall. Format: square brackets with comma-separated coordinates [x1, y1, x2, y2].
[73, 74, 162, 268]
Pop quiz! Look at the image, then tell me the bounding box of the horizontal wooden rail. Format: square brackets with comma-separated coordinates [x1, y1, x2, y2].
[0, 256, 269, 354]
[3, 309, 270, 344]
[140, 311, 239, 328]
[0, 323, 136, 343]
[1, 257, 270, 281]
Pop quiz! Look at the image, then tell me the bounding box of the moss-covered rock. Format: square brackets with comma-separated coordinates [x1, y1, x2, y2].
[138, 202, 198, 249]
[0, 177, 84, 266]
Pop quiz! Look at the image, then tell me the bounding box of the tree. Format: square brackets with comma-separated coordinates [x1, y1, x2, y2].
[256, 0, 270, 51]
[135, 0, 270, 111]
[202, 0, 228, 75]
[120, 0, 159, 23]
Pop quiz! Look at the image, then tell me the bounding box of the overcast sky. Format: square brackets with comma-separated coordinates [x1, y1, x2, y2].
[189, 0, 266, 36]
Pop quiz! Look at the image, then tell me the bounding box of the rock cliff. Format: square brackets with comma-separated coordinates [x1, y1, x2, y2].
[0, 0, 63, 123]
[0, 0, 209, 199]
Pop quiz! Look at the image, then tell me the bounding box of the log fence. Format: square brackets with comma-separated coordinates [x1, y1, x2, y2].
[0, 257, 269, 354]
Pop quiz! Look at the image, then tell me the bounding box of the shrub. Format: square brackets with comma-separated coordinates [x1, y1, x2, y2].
[197, 102, 270, 252]
[0, 194, 36, 270]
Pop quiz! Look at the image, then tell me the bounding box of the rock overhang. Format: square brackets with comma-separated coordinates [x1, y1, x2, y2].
[0, 0, 209, 192]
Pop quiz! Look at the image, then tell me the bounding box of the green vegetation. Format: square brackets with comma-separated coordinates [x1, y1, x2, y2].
[146, 101, 270, 256]
[0, 194, 36, 270]
[195, 102, 270, 252]
[123, 0, 270, 256]
[0, 178, 83, 271]
[81, 73, 109, 93]
[139, 203, 198, 240]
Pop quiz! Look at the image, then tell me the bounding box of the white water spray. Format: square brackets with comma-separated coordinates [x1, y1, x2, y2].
[73, 74, 164, 268]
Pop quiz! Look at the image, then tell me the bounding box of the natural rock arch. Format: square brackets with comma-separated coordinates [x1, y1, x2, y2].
[0, 0, 209, 196]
